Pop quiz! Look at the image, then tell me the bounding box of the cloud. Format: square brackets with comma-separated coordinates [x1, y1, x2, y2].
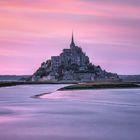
[0, 0, 139, 74]
[80, 0, 140, 7]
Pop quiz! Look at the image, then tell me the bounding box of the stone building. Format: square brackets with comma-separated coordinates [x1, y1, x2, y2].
[31, 34, 119, 82]
[50, 33, 89, 70]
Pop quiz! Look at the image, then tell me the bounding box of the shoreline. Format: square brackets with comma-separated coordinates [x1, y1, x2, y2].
[0, 81, 140, 88]
[33, 81, 140, 98]
[0, 81, 76, 88]
[58, 82, 140, 91]
[0, 81, 140, 99]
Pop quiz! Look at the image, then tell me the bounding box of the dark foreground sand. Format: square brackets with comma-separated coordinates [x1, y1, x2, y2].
[59, 81, 140, 90]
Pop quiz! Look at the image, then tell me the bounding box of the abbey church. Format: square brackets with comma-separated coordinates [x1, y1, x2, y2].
[31, 34, 119, 82]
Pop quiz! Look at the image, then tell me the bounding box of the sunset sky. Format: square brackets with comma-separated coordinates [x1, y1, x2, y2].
[0, 0, 140, 75]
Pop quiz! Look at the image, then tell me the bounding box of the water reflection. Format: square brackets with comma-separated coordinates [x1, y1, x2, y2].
[0, 85, 140, 140]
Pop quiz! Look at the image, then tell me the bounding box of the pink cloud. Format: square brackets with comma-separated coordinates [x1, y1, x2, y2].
[0, 0, 139, 75]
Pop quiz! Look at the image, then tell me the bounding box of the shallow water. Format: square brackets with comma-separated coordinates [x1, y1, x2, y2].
[0, 85, 140, 140]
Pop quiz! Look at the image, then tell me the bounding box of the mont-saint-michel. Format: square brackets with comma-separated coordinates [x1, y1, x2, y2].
[1, 1, 140, 140]
[30, 34, 119, 82]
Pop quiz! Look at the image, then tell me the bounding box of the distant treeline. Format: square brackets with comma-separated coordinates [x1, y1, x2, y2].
[0, 75, 140, 82]
[0, 75, 30, 81]
[119, 75, 140, 81]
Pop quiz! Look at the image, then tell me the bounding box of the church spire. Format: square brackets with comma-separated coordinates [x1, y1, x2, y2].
[70, 32, 75, 48]
[72, 32, 74, 44]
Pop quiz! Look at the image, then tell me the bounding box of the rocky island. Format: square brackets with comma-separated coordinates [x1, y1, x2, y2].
[30, 34, 119, 82]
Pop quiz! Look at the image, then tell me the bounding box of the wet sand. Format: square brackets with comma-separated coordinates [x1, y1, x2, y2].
[0, 85, 140, 140]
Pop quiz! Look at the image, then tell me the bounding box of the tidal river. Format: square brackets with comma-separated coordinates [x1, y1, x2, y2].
[0, 84, 140, 140]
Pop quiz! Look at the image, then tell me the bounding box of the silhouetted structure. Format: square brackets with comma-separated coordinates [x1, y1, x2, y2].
[31, 34, 119, 82]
